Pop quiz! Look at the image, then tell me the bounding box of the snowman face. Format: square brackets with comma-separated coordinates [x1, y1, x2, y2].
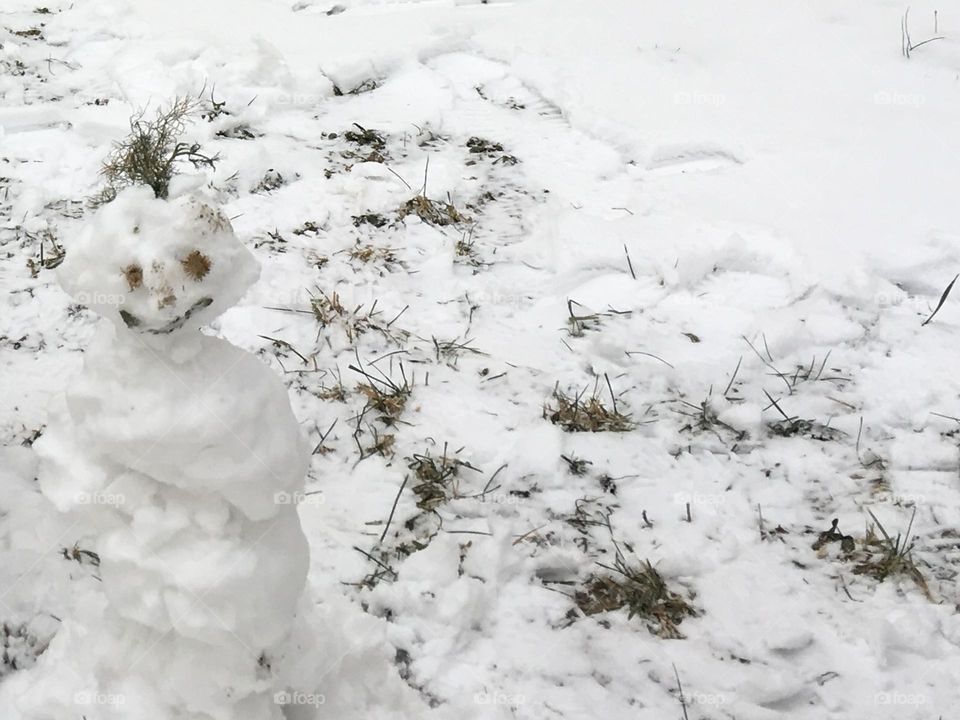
[60, 187, 260, 335]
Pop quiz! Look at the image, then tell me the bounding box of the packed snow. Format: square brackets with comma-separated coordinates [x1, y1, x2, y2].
[2, 1, 960, 719]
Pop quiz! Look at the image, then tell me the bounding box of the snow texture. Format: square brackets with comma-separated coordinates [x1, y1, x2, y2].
[2, 0, 960, 719]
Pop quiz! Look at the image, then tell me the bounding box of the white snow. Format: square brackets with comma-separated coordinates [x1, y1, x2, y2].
[2, 0, 960, 718]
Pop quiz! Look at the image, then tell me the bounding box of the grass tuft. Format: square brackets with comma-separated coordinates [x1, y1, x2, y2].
[852, 509, 930, 597]
[545, 380, 634, 433]
[408, 444, 480, 511]
[351, 360, 412, 426]
[575, 555, 697, 638]
[398, 194, 470, 227]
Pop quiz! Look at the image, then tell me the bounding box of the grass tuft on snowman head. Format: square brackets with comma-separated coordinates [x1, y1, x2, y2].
[90, 95, 219, 206]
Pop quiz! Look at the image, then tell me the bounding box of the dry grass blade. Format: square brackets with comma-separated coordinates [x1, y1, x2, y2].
[921, 273, 959, 327]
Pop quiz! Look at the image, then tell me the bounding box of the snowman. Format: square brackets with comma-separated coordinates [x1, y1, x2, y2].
[8, 185, 311, 720]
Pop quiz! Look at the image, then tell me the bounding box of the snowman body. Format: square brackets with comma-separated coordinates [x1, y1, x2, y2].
[13, 187, 310, 720]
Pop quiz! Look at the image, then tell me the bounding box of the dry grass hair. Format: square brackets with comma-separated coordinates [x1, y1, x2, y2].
[91, 95, 218, 205]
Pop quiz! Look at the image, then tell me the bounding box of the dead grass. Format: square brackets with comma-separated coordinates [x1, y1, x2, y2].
[359, 429, 396, 458]
[566, 299, 607, 336]
[575, 555, 697, 638]
[408, 444, 480, 511]
[24, 228, 64, 277]
[317, 376, 347, 403]
[465, 136, 519, 166]
[398, 194, 470, 227]
[431, 336, 483, 366]
[352, 360, 412, 426]
[333, 78, 381, 96]
[309, 290, 404, 344]
[12, 27, 43, 39]
[812, 512, 932, 599]
[455, 233, 480, 263]
[852, 509, 931, 597]
[357, 382, 410, 425]
[293, 220, 322, 236]
[545, 380, 634, 433]
[347, 243, 398, 267]
[352, 213, 389, 228]
[252, 169, 285, 194]
[343, 124, 386, 150]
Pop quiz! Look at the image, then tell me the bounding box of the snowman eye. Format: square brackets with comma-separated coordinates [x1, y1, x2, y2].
[181, 250, 212, 281]
[123, 264, 143, 290]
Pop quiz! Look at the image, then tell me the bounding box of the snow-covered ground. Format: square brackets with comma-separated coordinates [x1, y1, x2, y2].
[2, 0, 960, 718]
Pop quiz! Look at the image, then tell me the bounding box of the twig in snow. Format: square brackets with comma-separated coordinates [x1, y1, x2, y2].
[673, 665, 690, 720]
[623, 244, 637, 279]
[742, 335, 792, 392]
[625, 350, 675, 369]
[379, 476, 409, 543]
[902, 7, 944, 58]
[312, 418, 338, 455]
[762, 389, 793, 422]
[921, 273, 958, 326]
[723, 356, 742, 398]
[258, 335, 309, 365]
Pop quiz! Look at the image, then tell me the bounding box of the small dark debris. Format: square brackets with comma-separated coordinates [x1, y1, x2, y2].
[769, 419, 846, 441]
[344, 124, 385, 150]
[292, 221, 322, 236]
[352, 213, 388, 228]
[812, 519, 856, 553]
[561, 454, 592, 476]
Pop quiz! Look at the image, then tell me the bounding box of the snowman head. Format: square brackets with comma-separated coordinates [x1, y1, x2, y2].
[60, 186, 259, 336]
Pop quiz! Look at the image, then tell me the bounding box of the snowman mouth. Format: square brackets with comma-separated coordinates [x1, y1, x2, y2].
[119, 297, 214, 334]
